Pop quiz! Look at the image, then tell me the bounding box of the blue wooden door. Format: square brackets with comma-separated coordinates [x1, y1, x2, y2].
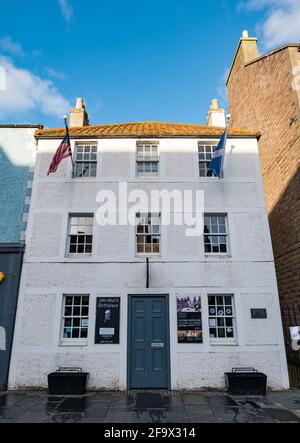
[128, 296, 170, 389]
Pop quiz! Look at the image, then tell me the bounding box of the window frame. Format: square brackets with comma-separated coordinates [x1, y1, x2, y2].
[136, 142, 160, 177]
[60, 294, 90, 346]
[203, 213, 229, 255]
[66, 214, 94, 257]
[73, 142, 98, 178]
[208, 294, 237, 345]
[198, 142, 217, 178]
[136, 212, 161, 256]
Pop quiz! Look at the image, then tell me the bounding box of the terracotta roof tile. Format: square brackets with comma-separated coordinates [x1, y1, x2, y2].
[35, 121, 259, 138]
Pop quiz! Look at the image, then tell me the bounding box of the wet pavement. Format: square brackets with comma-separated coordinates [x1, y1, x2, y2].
[0, 389, 299, 423]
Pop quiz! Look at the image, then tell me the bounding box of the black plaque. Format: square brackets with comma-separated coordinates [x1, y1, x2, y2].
[95, 297, 120, 344]
[251, 308, 267, 319]
[177, 296, 202, 343]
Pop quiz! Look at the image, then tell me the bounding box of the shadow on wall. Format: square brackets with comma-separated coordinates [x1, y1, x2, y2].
[269, 166, 300, 304]
[0, 144, 31, 243]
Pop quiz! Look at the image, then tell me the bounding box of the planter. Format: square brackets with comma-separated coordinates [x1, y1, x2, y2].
[47, 367, 89, 395]
[225, 367, 267, 396]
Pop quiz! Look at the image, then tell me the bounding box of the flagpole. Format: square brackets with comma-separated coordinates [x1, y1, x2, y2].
[63, 114, 75, 174]
[220, 113, 230, 179]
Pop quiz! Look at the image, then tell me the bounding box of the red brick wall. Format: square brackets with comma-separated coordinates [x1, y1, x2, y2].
[227, 46, 300, 304]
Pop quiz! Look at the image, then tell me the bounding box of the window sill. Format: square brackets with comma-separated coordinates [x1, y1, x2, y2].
[210, 340, 238, 346]
[135, 176, 160, 180]
[60, 340, 88, 347]
[135, 253, 161, 258]
[204, 254, 231, 258]
[65, 254, 93, 259]
[71, 176, 97, 180]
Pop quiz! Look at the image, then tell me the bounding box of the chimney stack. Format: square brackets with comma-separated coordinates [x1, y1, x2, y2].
[206, 99, 226, 127]
[239, 30, 258, 64]
[69, 98, 89, 127]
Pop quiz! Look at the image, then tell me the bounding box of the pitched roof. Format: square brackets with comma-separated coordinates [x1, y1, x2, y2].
[35, 121, 259, 138]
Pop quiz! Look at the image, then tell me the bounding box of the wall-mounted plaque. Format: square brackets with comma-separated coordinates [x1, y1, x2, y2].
[251, 308, 267, 319]
[177, 296, 202, 343]
[95, 297, 120, 344]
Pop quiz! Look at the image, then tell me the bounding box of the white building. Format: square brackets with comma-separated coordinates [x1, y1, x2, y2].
[8, 99, 289, 390]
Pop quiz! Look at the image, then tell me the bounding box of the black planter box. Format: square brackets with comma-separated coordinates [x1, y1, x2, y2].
[225, 367, 267, 396]
[48, 367, 89, 395]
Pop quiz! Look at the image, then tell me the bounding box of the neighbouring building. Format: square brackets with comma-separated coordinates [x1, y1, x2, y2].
[0, 124, 42, 390]
[8, 99, 289, 390]
[227, 31, 300, 305]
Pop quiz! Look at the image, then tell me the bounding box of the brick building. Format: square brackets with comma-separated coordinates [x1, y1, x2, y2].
[227, 31, 300, 304]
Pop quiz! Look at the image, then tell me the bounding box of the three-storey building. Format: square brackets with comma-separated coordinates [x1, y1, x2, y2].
[8, 102, 289, 390]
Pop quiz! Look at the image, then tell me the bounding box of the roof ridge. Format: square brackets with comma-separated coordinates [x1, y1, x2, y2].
[35, 121, 260, 138]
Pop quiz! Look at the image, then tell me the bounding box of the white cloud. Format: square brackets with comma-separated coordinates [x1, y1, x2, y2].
[0, 36, 24, 56]
[58, 0, 73, 23]
[240, 0, 300, 49]
[0, 56, 70, 119]
[45, 67, 66, 80]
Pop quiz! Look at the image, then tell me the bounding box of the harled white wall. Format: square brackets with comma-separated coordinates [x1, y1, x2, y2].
[8, 136, 289, 390]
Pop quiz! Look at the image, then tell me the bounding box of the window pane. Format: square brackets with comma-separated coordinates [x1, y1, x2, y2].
[85, 244, 92, 253]
[82, 296, 89, 305]
[81, 306, 89, 316]
[81, 328, 88, 338]
[218, 328, 225, 338]
[73, 318, 80, 327]
[220, 243, 227, 253]
[210, 328, 217, 338]
[137, 244, 144, 253]
[72, 328, 80, 338]
[73, 306, 80, 316]
[64, 307, 72, 316]
[208, 296, 215, 305]
[65, 296, 73, 305]
[224, 296, 232, 305]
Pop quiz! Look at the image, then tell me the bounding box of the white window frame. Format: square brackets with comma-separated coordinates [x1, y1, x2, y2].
[208, 294, 237, 345]
[204, 214, 229, 255]
[136, 142, 160, 177]
[136, 212, 161, 256]
[73, 142, 98, 178]
[198, 142, 217, 177]
[60, 294, 90, 346]
[66, 214, 94, 256]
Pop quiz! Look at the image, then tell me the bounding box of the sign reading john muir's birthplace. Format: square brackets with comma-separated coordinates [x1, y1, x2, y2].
[95, 297, 120, 344]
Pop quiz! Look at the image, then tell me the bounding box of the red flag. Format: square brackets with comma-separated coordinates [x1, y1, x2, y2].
[47, 127, 73, 175]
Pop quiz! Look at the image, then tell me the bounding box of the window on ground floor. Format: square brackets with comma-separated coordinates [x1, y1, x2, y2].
[208, 294, 237, 343]
[61, 294, 90, 344]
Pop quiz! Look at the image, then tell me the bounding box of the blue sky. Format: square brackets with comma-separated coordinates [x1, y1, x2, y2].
[0, 0, 299, 128]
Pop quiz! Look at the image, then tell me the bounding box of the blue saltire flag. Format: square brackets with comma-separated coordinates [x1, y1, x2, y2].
[209, 126, 228, 178]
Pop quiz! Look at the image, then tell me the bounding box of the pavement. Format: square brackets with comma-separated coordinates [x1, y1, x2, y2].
[0, 389, 300, 423]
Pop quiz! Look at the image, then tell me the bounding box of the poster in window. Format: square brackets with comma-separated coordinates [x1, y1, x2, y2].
[177, 296, 202, 343]
[95, 297, 120, 344]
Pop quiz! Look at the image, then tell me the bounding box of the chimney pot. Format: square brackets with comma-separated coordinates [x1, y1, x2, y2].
[211, 99, 219, 111]
[76, 98, 84, 109]
[242, 30, 249, 38]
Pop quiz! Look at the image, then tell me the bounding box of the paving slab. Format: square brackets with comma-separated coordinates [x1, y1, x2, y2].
[0, 389, 299, 423]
